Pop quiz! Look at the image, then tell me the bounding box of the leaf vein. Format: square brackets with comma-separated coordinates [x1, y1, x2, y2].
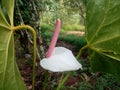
[2, 31, 13, 88]
[92, 35, 120, 45]
[89, 0, 110, 43]
[102, 52, 120, 61]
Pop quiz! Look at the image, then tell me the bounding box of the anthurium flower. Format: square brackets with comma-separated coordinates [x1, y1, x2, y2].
[40, 47, 82, 72]
[40, 19, 82, 72]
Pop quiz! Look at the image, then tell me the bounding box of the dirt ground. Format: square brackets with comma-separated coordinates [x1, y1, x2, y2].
[66, 31, 85, 36]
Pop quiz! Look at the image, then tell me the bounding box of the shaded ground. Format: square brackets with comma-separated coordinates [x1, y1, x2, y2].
[66, 31, 85, 36]
[56, 40, 77, 55]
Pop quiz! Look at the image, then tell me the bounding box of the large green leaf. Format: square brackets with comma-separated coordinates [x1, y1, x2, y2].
[86, 0, 120, 79]
[0, 1, 26, 90]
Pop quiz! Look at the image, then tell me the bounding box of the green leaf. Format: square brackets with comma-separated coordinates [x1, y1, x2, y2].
[1, 0, 14, 26]
[86, 0, 120, 80]
[0, 8, 10, 27]
[0, 0, 26, 90]
[0, 30, 26, 90]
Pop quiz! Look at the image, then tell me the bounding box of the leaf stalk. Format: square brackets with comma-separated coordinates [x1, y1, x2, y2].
[12, 25, 36, 90]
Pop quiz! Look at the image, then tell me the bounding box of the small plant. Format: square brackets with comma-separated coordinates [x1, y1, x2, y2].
[41, 23, 54, 33]
[78, 81, 93, 90]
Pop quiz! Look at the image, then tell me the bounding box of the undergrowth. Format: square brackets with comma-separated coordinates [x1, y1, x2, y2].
[41, 23, 85, 33]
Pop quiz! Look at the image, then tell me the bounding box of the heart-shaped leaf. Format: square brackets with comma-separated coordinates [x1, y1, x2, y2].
[0, 1, 26, 90]
[86, 0, 120, 79]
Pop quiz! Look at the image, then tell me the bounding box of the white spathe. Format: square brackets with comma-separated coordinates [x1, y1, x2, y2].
[40, 47, 82, 72]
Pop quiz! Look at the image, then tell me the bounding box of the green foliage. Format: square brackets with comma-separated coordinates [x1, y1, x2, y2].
[78, 59, 120, 90]
[41, 23, 54, 33]
[94, 74, 120, 90]
[64, 0, 85, 11]
[77, 73, 120, 90]
[1, 0, 14, 25]
[59, 34, 86, 49]
[62, 24, 85, 31]
[78, 81, 93, 90]
[43, 31, 86, 50]
[40, 0, 85, 26]
[40, 0, 67, 24]
[0, 0, 26, 89]
[63, 0, 87, 25]
[86, 0, 120, 80]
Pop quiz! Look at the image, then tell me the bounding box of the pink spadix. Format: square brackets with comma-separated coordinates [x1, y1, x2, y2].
[46, 19, 61, 58]
[40, 19, 82, 72]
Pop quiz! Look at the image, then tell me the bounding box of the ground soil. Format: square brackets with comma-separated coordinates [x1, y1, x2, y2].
[66, 31, 85, 36]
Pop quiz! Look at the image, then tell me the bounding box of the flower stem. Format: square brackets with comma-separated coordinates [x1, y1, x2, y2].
[56, 72, 71, 90]
[56, 44, 88, 90]
[12, 25, 36, 90]
[46, 19, 61, 58]
[42, 71, 49, 90]
[76, 44, 89, 59]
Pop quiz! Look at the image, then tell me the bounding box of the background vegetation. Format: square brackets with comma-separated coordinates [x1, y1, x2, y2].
[14, 0, 120, 90]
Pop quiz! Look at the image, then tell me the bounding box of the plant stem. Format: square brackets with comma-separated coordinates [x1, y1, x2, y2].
[76, 44, 89, 59]
[56, 72, 71, 90]
[12, 25, 36, 90]
[42, 71, 49, 90]
[56, 44, 88, 90]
